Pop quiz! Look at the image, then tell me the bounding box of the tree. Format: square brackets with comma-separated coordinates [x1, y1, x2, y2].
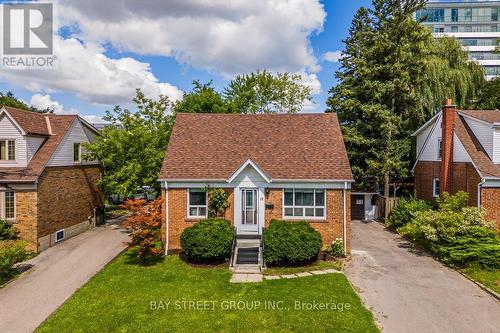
[0, 91, 53, 113]
[327, 0, 484, 193]
[122, 198, 162, 264]
[84, 89, 174, 196]
[173, 80, 232, 114]
[474, 78, 500, 110]
[224, 70, 312, 113]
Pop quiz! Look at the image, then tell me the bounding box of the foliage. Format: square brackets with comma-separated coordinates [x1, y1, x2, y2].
[180, 219, 234, 263]
[387, 198, 430, 229]
[328, 238, 345, 257]
[204, 187, 230, 218]
[398, 192, 499, 268]
[122, 198, 163, 264]
[263, 220, 322, 266]
[84, 89, 174, 196]
[173, 80, 232, 114]
[0, 91, 53, 113]
[327, 1, 483, 192]
[0, 219, 18, 240]
[224, 70, 313, 113]
[474, 77, 500, 110]
[0, 240, 30, 282]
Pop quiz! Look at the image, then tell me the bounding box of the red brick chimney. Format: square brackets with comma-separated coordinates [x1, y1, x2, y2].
[440, 98, 456, 196]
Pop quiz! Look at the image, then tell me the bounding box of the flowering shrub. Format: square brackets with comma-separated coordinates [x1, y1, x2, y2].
[328, 238, 344, 257]
[0, 240, 29, 283]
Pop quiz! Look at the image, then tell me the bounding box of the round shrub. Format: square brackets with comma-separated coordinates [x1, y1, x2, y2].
[263, 220, 322, 266]
[180, 219, 234, 263]
[387, 198, 430, 229]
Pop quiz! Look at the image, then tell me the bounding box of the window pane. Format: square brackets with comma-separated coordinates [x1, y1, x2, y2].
[294, 191, 303, 205]
[7, 141, 15, 160]
[245, 190, 253, 207]
[284, 190, 293, 206]
[0, 141, 5, 160]
[315, 208, 324, 217]
[305, 208, 314, 217]
[315, 190, 325, 206]
[294, 208, 303, 216]
[189, 190, 206, 205]
[73, 143, 80, 162]
[198, 207, 206, 217]
[302, 190, 314, 206]
[5, 191, 14, 219]
[284, 208, 293, 216]
[189, 207, 198, 216]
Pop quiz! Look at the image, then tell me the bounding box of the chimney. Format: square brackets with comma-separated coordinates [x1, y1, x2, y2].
[440, 99, 456, 196]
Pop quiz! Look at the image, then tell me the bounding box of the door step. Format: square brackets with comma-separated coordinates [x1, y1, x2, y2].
[235, 247, 259, 264]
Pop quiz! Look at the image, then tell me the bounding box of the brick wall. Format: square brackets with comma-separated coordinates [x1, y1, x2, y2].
[37, 165, 103, 245]
[164, 187, 350, 253]
[481, 188, 500, 231]
[414, 161, 480, 206]
[14, 191, 38, 251]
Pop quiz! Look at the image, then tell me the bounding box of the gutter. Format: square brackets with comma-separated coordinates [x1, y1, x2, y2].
[343, 181, 348, 255]
[164, 181, 169, 256]
[478, 178, 485, 208]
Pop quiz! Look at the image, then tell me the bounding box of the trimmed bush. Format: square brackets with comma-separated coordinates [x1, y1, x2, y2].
[0, 219, 18, 240]
[180, 219, 234, 263]
[263, 220, 322, 266]
[387, 198, 430, 229]
[0, 240, 29, 283]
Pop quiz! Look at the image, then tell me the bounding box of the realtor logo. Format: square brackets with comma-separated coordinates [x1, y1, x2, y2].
[1, 2, 56, 68]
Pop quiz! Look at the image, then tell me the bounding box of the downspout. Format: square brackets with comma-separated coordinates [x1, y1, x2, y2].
[164, 181, 169, 256]
[343, 181, 348, 255]
[478, 178, 485, 208]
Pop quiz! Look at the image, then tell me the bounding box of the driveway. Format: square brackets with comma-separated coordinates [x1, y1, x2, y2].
[345, 220, 500, 333]
[0, 219, 129, 333]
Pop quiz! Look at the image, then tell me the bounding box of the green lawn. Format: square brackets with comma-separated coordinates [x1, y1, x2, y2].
[264, 260, 343, 275]
[37, 252, 378, 333]
[462, 266, 500, 294]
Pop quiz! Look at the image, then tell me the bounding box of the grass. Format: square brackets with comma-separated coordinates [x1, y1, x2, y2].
[264, 260, 343, 275]
[462, 266, 500, 294]
[36, 252, 378, 333]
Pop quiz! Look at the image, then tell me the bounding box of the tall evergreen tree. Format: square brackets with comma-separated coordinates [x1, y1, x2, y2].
[327, 0, 484, 193]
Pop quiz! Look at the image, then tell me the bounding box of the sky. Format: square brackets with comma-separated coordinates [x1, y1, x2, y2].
[1, 0, 374, 122]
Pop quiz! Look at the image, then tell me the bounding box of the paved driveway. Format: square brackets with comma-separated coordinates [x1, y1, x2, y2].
[0, 219, 129, 333]
[345, 220, 500, 333]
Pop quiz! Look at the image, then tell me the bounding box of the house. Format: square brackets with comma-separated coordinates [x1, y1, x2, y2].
[413, 99, 500, 230]
[159, 113, 354, 256]
[0, 106, 104, 251]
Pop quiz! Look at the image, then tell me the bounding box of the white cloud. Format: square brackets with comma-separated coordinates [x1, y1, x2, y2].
[81, 115, 106, 124]
[1, 37, 183, 106]
[30, 94, 65, 113]
[59, 0, 326, 77]
[322, 51, 343, 63]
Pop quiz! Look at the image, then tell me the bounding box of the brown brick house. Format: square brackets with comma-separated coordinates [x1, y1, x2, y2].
[159, 113, 354, 257]
[0, 106, 103, 251]
[413, 100, 500, 230]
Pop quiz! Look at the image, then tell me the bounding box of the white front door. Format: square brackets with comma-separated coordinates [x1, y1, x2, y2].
[239, 188, 259, 234]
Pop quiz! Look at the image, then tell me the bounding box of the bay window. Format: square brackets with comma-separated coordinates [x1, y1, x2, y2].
[283, 189, 325, 219]
[187, 189, 207, 218]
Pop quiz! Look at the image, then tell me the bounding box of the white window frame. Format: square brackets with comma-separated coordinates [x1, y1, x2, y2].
[0, 191, 16, 220]
[0, 139, 16, 161]
[187, 189, 208, 219]
[432, 178, 440, 198]
[55, 229, 65, 242]
[73, 142, 82, 163]
[282, 189, 326, 220]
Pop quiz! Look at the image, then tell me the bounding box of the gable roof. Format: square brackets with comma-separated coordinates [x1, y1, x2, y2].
[159, 113, 353, 182]
[459, 110, 500, 125]
[1, 106, 51, 135]
[0, 109, 79, 182]
[455, 113, 500, 178]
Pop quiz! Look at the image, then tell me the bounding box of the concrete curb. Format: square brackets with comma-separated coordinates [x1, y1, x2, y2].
[456, 270, 500, 302]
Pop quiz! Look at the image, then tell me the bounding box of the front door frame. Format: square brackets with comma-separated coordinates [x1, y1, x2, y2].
[235, 187, 264, 235]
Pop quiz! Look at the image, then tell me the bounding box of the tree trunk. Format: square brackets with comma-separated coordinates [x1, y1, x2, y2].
[384, 171, 390, 198]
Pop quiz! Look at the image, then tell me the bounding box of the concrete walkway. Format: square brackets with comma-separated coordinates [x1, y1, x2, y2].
[345, 220, 500, 333]
[0, 219, 129, 333]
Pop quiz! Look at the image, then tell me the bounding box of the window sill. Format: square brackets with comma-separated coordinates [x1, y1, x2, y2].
[282, 218, 328, 223]
[185, 218, 205, 222]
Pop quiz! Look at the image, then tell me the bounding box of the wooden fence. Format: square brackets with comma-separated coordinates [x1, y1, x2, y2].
[374, 196, 400, 221]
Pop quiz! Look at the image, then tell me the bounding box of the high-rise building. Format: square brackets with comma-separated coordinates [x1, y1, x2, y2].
[416, 0, 500, 79]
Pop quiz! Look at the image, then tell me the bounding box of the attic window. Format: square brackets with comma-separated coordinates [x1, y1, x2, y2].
[437, 138, 442, 160]
[73, 143, 81, 162]
[0, 140, 15, 161]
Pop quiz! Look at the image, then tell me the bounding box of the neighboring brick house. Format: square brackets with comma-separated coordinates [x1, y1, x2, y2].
[0, 106, 104, 251]
[159, 113, 354, 258]
[413, 100, 500, 230]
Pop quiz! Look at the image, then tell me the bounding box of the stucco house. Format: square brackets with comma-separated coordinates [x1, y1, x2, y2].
[413, 100, 500, 230]
[158, 113, 354, 259]
[0, 106, 104, 251]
